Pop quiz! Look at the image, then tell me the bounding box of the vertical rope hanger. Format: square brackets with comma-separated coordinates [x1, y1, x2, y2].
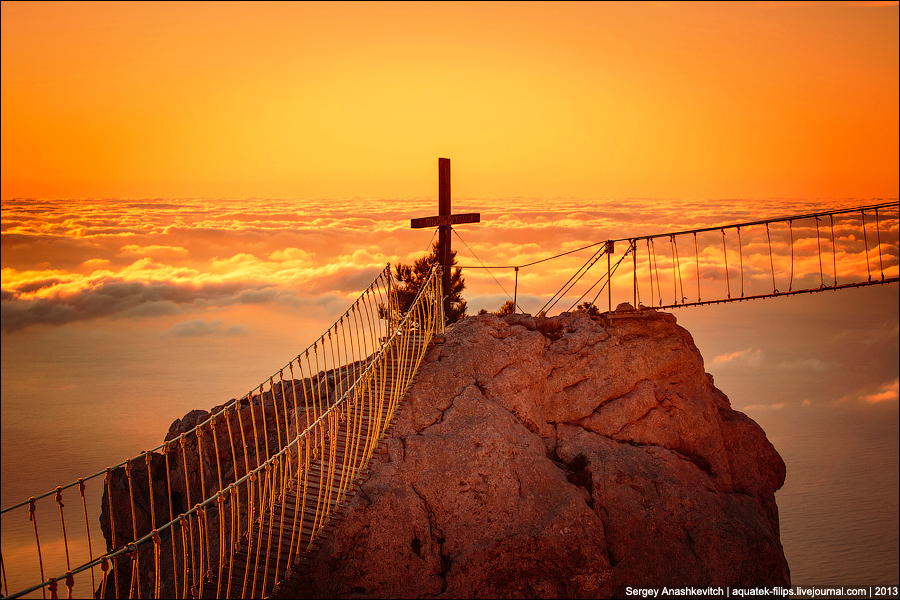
[693, 232, 701, 302]
[862, 209, 872, 282]
[815, 217, 825, 288]
[830, 214, 838, 286]
[721, 229, 731, 299]
[875, 207, 885, 281]
[766, 223, 777, 294]
[788, 220, 794, 292]
[737, 226, 744, 298]
[53, 489, 71, 574]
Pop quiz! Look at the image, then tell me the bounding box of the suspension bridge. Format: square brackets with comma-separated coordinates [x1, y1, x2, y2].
[1, 189, 897, 598]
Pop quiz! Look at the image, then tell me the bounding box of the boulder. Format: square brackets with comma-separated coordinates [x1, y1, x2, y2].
[290, 310, 789, 598]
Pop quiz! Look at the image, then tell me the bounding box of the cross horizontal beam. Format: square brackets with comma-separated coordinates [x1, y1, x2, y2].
[410, 213, 481, 229]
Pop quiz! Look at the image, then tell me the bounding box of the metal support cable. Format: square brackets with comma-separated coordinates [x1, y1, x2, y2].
[584, 249, 632, 311]
[457, 239, 607, 270]
[539, 246, 608, 316]
[452, 228, 517, 310]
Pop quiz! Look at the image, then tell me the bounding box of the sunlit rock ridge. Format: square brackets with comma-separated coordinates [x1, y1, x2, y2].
[290, 307, 790, 598]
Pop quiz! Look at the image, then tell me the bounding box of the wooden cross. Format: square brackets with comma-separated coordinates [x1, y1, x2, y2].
[411, 158, 480, 321]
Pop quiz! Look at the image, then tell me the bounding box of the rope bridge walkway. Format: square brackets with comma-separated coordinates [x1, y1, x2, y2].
[456, 201, 898, 315]
[1, 267, 443, 599]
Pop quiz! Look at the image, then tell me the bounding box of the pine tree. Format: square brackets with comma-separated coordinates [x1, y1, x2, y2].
[381, 241, 468, 325]
[493, 300, 516, 316]
[576, 302, 600, 316]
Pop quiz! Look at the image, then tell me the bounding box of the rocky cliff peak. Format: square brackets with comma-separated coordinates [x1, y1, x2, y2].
[290, 309, 789, 598]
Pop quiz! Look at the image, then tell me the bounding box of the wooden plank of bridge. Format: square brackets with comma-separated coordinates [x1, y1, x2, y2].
[201, 332, 430, 599]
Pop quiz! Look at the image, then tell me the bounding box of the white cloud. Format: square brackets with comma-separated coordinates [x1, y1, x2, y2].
[861, 379, 899, 404]
[712, 347, 763, 366]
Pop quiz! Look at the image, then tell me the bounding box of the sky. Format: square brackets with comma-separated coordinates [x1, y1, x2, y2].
[1, 1, 898, 594]
[2, 1, 899, 200]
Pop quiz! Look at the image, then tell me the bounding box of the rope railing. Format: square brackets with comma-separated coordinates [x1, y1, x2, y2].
[2, 265, 445, 599]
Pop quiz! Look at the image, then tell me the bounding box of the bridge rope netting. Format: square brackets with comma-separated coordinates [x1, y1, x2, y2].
[2, 265, 444, 599]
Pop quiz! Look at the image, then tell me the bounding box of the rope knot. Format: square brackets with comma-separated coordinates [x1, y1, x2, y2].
[48, 577, 58, 598]
[55, 487, 64, 507]
[151, 529, 161, 545]
[65, 572, 74, 591]
[28, 496, 36, 520]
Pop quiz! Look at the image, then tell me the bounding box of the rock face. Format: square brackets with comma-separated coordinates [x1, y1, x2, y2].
[290, 309, 789, 598]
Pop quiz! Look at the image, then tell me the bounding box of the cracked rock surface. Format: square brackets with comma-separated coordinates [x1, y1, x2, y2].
[289, 309, 789, 598]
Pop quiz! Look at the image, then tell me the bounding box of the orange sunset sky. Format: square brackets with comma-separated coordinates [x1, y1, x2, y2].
[2, 0, 898, 201]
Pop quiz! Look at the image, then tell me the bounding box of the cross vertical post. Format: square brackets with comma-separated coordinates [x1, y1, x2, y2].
[410, 158, 481, 325]
[438, 157, 451, 320]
